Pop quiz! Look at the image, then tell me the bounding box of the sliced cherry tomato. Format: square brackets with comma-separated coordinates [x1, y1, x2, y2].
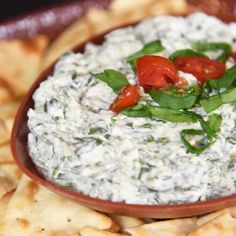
[136, 55, 179, 90]
[110, 85, 139, 113]
[173, 56, 226, 85]
[232, 52, 236, 64]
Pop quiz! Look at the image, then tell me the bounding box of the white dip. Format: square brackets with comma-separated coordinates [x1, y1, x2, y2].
[28, 12, 236, 205]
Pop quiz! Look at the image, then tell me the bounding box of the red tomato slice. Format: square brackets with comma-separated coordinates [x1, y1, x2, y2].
[173, 56, 226, 85]
[110, 85, 139, 113]
[136, 55, 179, 90]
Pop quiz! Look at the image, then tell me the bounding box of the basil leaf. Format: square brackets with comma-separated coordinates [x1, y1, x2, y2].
[180, 114, 222, 154]
[200, 87, 236, 113]
[169, 49, 207, 61]
[149, 86, 200, 109]
[91, 69, 129, 94]
[149, 107, 198, 123]
[212, 65, 236, 89]
[127, 40, 165, 70]
[192, 41, 232, 64]
[207, 114, 222, 133]
[121, 104, 150, 117]
[180, 129, 213, 154]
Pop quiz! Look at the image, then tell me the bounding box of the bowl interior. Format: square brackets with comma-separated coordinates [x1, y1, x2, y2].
[11, 24, 236, 219]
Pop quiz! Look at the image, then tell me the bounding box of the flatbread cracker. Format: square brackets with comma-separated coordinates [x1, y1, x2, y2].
[0, 163, 22, 186]
[0, 35, 48, 99]
[80, 226, 127, 236]
[125, 218, 198, 236]
[0, 175, 119, 236]
[0, 122, 10, 145]
[0, 177, 15, 199]
[42, 0, 193, 69]
[0, 144, 14, 163]
[0, 191, 14, 218]
[189, 212, 236, 236]
[108, 214, 144, 233]
[2, 117, 14, 135]
[0, 100, 20, 120]
[0, 163, 20, 199]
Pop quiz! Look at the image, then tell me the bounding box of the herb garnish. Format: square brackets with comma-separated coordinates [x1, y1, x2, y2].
[169, 49, 207, 61]
[192, 42, 232, 64]
[91, 69, 129, 94]
[127, 40, 165, 70]
[149, 85, 201, 109]
[92, 40, 235, 154]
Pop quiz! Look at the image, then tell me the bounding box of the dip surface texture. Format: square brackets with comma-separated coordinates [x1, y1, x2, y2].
[28, 13, 236, 205]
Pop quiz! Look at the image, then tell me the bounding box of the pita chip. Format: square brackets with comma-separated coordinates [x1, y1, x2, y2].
[108, 214, 144, 233]
[0, 175, 119, 236]
[0, 35, 48, 98]
[0, 163, 20, 199]
[0, 177, 15, 200]
[0, 163, 22, 186]
[80, 226, 127, 236]
[189, 211, 236, 236]
[0, 191, 14, 218]
[0, 122, 10, 145]
[0, 144, 14, 163]
[126, 218, 198, 236]
[0, 100, 20, 120]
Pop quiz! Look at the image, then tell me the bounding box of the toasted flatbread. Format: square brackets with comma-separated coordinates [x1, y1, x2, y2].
[0, 175, 119, 236]
[0, 163, 22, 186]
[0, 163, 21, 199]
[80, 226, 127, 236]
[0, 144, 14, 163]
[0, 177, 15, 200]
[42, 0, 194, 70]
[0, 123, 10, 146]
[189, 211, 236, 236]
[108, 214, 144, 233]
[0, 191, 14, 218]
[0, 35, 48, 100]
[0, 100, 20, 120]
[125, 218, 198, 236]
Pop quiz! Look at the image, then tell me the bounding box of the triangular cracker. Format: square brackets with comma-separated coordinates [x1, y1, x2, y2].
[189, 212, 236, 236]
[0, 144, 14, 163]
[0, 35, 48, 99]
[80, 226, 127, 236]
[108, 214, 144, 233]
[126, 218, 198, 236]
[0, 175, 119, 236]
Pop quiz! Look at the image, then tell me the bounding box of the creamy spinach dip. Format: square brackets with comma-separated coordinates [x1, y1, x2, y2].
[28, 13, 236, 205]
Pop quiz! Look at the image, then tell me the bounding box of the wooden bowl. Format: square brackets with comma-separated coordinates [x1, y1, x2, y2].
[11, 25, 236, 219]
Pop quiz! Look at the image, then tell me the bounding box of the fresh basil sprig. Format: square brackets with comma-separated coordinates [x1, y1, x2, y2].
[210, 65, 236, 89]
[127, 40, 165, 70]
[168, 49, 207, 61]
[149, 107, 199, 123]
[149, 85, 201, 109]
[121, 104, 150, 117]
[91, 69, 129, 94]
[192, 41, 232, 64]
[200, 87, 236, 113]
[199, 66, 236, 113]
[122, 104, 198, 122]
[180, 129, 213, 154]
[122, 103, 222, 154]
[180, 114, 222, 154]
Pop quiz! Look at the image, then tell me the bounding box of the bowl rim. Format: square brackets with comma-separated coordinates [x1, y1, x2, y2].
[11, 20, 236, 218]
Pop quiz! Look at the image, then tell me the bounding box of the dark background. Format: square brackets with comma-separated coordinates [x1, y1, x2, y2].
[0, 0, 72, 21]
